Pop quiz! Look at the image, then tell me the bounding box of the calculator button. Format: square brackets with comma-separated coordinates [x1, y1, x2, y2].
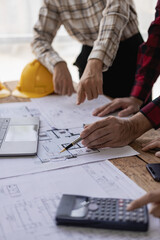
[132, 212, 137, 216]
[88, 203, 99, 211]
[125, 213, 130, 217]
[86, 215, 92, 220]
[119, 207, 123, 211]
[118, 216, 123, 220]
[138, 217, 145, 222]
[138, 208, 143, 213]
[125, 216, 130, 221]
[139, 212, 144, 216]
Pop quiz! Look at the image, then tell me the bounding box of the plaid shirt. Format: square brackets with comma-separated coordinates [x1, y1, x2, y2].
[31, 0, 139, 74]
[141, 97, 160, 129]
[131, 0, 160, 129]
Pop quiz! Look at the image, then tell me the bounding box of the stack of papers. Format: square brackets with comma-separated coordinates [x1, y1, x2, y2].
[0, 94, 159, 240]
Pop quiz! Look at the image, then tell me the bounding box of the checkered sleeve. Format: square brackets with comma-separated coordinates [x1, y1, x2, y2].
[140, 96, 160, 129]
[31, 0, 64, 74]
[131, 0, 160, 102]
[88, 0, 131, 71]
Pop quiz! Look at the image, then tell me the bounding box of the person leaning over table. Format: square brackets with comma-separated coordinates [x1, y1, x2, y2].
[31, 0, 144, 104]
[92, 0, 160, 118]
[80, 0, 160, 157]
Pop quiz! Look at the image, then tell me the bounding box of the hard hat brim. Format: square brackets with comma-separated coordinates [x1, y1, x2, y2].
[0, 84, 10, 98]
[12, 88, 54, 98]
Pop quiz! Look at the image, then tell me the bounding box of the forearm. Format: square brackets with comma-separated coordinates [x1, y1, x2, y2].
[128, 112, 153, 140]
[31, 2, 64, 74]
[86, 59, 103, 72]
[88, 0, 130, 71]
[31, 36, 65, 74]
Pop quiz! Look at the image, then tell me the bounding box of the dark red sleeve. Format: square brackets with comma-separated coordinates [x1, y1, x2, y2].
[131, 0, 160, 102]
[140, 96, 160, 129]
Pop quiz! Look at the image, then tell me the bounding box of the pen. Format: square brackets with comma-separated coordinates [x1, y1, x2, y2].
[60, 136, 82, 153]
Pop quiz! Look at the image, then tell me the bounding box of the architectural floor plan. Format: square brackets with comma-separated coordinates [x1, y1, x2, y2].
[38, 127, 99, 163]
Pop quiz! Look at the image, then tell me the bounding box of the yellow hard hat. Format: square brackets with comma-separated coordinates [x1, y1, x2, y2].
[0, 82, 10, 98]
[12, 59, 54, 98]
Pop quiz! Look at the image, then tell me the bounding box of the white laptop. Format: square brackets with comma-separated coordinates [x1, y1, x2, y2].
[0, 116, 39, 156]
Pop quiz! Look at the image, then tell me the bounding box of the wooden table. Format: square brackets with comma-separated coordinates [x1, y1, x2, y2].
[1, 81, 160, 192]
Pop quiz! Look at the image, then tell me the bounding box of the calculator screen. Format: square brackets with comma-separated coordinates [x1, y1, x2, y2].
[70, 196, 89, 218]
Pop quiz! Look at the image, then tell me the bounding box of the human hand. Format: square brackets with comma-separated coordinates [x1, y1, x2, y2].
[142, 138, 160, 157]
[93, 97, 143, 117]
[76, 59, 103, 105]
[80, 112, 152, 149]
[127, 189, 160, 218]
[80, 116, 135, 148]
[53, 62, 75, 96]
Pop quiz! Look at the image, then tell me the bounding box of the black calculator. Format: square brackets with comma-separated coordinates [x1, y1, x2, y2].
[55, 194, 149, 232]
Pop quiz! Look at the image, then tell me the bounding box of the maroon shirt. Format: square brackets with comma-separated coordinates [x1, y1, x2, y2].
[131, 0, 160, 129]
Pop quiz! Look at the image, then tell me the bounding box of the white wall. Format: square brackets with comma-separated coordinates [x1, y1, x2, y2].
[134, 0, 157, 39]
[0, 0, 42, 37]
[0, 0, 157, 39]
[0, 0, 159, 98]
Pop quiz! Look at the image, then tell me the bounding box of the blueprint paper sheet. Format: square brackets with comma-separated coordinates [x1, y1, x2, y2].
[32, 94, 115, 129]
[0, 97, 138, 179]
[0, 161, 159, 240]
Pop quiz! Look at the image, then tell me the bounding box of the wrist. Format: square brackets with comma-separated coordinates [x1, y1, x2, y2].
[88, 59, 103, 70]
[130, 96, 143, 107]
[128, 112, 152, 140]
[54, 61, 67, 69]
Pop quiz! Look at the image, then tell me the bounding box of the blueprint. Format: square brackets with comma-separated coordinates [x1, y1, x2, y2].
[0, 99, 138, 179]
[31, 94, 114, 129]
[37, 126, 136, 164]
[0, 161, 159, 240]
[38, 126, 100, 163]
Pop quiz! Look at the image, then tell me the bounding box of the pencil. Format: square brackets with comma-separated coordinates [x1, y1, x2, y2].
[60, 136, 82, 153]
